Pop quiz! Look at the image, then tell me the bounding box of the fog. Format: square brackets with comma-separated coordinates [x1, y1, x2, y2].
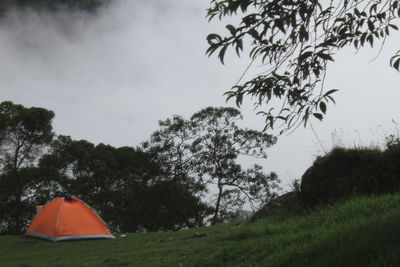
[1, 0, 399, 190]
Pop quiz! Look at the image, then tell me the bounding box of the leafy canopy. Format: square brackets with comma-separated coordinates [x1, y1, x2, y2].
[0, 101, 210, 233]
[144, 106, 280, 224]
[40, 135, 209, 232]
[0, 101, 55, 233]
[190, 107, 279, 223]
[207, 0, 400, 133]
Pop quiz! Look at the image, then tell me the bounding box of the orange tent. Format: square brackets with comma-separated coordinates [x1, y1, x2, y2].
[25, 195, 115, 242]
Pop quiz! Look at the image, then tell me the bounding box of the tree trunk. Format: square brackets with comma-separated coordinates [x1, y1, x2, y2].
[13, 169, 24, 234]
[12, 146, 23, 234]
[211, 184, 223, 225]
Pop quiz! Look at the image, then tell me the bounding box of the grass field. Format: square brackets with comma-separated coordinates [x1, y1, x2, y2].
[1, 193, 400, 267]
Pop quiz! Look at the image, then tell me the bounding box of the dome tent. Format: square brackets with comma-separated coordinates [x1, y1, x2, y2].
[25, 195, 114, 242]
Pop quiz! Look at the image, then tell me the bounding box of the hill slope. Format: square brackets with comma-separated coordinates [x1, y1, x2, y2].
[1, 193, 400, 266]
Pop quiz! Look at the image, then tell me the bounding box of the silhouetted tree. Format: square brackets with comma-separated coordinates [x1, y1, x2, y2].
[144, 107, 280, 224]
[131, 181, 212, 232]
[191, 107, 279, 224]
[142, 116, 206, 197]
[0, 101, 55, 233]
[40, 135, 210, 232]
[0, 102, 212, 233]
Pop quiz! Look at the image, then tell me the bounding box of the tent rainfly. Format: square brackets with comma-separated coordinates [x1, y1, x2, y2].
[25, 195, 115, 242]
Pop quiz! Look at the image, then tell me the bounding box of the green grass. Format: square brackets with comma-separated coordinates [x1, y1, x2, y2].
[1, 193, 400, 266]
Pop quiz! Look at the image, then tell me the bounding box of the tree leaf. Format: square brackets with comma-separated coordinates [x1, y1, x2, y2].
[235, 39, 243, 56]
[218, 45, 228, 65]
[324, 89, 339, 96]
[226, 24, 236, 35]
[319, 101, 327, 114]
[206, 33, 222, 45]
[394, 58, 400, 71]
[299, 51, 313, 62]
[368, 20, 375, 31]
[275, 19, 286, 33]
[313, 113, 323, 121]
[318, 52, 334, 61]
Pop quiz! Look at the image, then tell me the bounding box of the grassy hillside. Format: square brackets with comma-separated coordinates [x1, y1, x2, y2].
[1, 193, 400, 267]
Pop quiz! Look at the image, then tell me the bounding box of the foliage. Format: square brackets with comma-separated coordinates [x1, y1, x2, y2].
[132, 181, 212, 232]
[142, 116, 206, 196]
[1, 193, 400, 266]
[0, 101, 212, 233]
[40, 135, 210, 232]
[382, 133, 400, 192]
[191, 107, 279, 224]
[0, 102, 278, 233]
[207, 0, 400, 132]
[300, 144, 400, 207]
[385, 133, 400, 150]
[0, 101, 55, 233]
[144, 106, 280, 225]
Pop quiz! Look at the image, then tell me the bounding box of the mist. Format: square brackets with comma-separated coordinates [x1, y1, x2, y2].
[1, 0, 399, 188]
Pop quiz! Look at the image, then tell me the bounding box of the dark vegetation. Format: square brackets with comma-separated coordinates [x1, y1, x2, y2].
[301, 138, 400, 207]
[247, 135, 400, 225]
[38, 136, 210, 233]
[144, 107, 279, 225]
[0, 101, 279, 234]
[1, 101, 399, 235]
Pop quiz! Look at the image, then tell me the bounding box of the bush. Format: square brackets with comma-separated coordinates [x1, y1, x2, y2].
[300, 147, 387, 207]
[382, 135, 400, 193]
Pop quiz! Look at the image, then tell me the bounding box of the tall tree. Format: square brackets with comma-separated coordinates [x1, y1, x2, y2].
[142, 116, 206, 196]
[144, 107, 280, 224]
[141, 116, 212, 229]
[191, 107, 279, 224]
[0, 101, 54, 233]
[206, 0, 400, 132]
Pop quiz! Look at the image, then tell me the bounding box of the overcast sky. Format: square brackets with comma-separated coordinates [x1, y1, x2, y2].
[1, 0, 399, 190]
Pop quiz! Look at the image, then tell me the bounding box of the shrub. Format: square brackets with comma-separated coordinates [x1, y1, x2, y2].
[300, 147, 386, 207]
[381, 135, 400, 193]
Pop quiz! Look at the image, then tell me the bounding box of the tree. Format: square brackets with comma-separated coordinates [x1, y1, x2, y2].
[144, 107, 280, 224]
[142, 116, 207, 197]
[40, 135, 210, 232]
[190, 107, 279, 224]
[0, 101, 55, 233]
[0, 102, 212, 233]
[134, 181, 212, 231]
[206, 0, 400, 133]
[141, 116, 213, 228]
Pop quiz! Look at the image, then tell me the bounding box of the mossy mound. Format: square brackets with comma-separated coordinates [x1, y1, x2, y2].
[300, 146, 400, 207]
